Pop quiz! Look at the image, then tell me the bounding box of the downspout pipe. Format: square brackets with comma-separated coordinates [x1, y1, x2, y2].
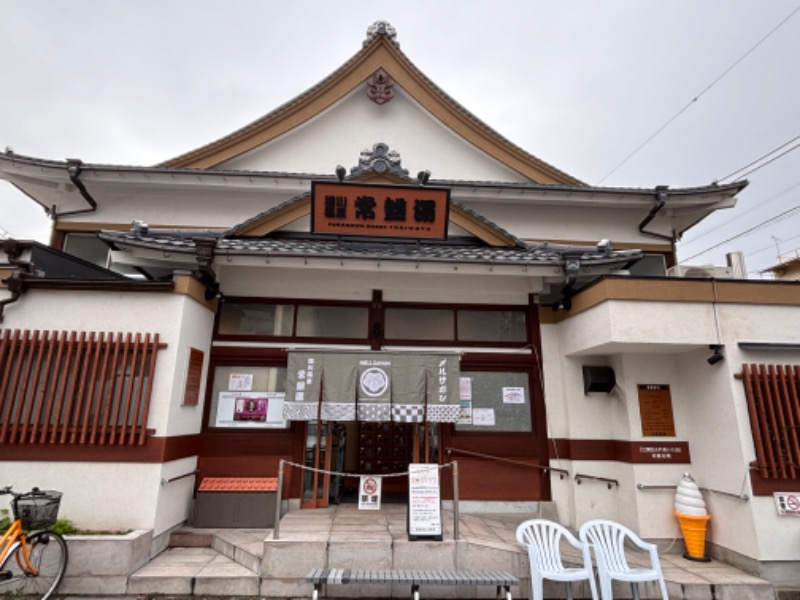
[0, 272, 26, 323]
[53, 159, 98, 218]
[0, 240, 30, 323]
[638, 185, 676, 243]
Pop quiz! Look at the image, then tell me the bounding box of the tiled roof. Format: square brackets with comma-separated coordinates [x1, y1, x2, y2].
[100, 229, 642, 267]
[198, 477, 278, 492]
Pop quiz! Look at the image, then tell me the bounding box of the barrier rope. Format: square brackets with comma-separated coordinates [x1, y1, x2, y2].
[281, 460, 455, 480]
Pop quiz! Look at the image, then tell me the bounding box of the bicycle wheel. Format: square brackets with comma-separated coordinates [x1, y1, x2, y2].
[0, 531, 68, 600]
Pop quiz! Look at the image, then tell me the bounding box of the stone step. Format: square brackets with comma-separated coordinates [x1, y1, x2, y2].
[128, 547, 260, 597]
[170, 527, 269, 574]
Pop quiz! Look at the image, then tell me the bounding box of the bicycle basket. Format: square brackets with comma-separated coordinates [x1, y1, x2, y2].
[13, 490, 62, 530]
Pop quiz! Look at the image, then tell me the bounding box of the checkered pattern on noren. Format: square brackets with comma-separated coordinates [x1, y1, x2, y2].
[392, 404, 425, 423]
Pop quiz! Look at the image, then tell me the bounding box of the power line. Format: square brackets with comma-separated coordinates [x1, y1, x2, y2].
[728, 140, 800, 181]
[745, 232, 800, 259]
[717, 134, 800, 182]
[679, 205, 800, 263]
[680, 179, 800, 246]
[596, 4, 800, 184]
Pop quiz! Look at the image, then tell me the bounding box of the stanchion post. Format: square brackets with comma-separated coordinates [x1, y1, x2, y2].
[452, 460, 459, 541]
[274, 459, 284, 540]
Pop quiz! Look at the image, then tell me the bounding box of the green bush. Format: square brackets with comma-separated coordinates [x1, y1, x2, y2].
[49, 518, 78, 536]
[0, 508, 10, 533]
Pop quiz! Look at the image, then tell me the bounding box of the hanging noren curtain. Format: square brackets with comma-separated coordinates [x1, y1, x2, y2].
[283, 351, 460, 423]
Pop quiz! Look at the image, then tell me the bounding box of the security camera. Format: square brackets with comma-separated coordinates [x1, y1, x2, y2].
[707, 345, 724, 365]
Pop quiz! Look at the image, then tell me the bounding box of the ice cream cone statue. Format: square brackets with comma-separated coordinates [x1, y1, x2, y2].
[673, 473, 711, 561]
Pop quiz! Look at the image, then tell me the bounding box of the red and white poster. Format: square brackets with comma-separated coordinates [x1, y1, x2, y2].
[408, 463, 442, 540]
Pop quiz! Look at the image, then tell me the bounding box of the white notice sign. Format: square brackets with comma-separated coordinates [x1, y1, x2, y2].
[359, 476, 382, 510]
[408, 463, 442, 540]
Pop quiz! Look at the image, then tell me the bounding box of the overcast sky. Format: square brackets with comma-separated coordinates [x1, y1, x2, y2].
[1, 1, 799, 277]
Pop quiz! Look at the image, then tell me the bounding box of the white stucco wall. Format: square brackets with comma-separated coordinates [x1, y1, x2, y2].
[2, 288, 213, 437]
[543, 296, 800, 565]
[220, 88, 529, 184]
[0, 461, 161, 532]
[217, 262, 545, 305]
[1, 286, 214, 534]
[0, 457, 196, 535]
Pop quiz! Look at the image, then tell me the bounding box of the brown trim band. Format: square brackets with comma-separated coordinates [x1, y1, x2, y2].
[543, 276, 800, 323]
[550, 438, 691, 464]
[750, 469, 800, 496]
[0, 434, 199, 463]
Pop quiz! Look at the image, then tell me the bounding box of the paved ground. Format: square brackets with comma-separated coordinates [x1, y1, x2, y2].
[131, 504, 777, 599]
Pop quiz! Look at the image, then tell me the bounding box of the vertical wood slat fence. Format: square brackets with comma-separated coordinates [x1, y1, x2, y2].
[0, 329, 166, 446]
[741, 363, 800, 479]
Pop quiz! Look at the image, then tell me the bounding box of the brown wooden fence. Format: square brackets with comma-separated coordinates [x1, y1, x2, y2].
[741, 363, 800, 479]
[0, 329, 166, 446]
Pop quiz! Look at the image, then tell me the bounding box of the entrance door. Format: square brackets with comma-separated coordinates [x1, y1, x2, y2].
[301, 421, 331, 508]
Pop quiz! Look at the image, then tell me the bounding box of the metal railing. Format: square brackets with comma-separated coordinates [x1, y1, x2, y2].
[636, 483, 749, 501]
[160, 470, 199, 486]
[445, 447, 569, 479]
[575, 473, 619, 489]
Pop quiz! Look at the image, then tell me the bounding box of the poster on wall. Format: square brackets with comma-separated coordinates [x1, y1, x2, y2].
[458, 401, 473, 424]
[408, 463, 443, 541]
[502, 387, 525, 404]
[228, 373, 253, 391]
[471, 408, 496, 426]
[216, 391, 287, 428]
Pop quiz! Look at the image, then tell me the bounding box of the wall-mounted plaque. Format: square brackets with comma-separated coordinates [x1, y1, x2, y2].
[638, 384, 676, 437]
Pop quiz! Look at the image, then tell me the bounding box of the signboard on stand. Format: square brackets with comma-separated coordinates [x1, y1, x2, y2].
[407, 463, 443, 541]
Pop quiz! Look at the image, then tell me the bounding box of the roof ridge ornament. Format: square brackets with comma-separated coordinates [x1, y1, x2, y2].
[350, 143, 409, 178]
[364, 21, 399, 48]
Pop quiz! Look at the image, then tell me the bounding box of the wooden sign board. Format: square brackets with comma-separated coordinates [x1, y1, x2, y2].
[311, 182, 450, 240]
[638, 384, 676, 437]
[407, 463, 443, 541]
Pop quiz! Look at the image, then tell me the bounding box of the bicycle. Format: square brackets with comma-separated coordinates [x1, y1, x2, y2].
[0, 486, 68, 600]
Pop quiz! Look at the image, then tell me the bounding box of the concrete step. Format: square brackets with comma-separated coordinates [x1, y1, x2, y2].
[169, 527, 269, 574]
[128, 547, 260, 597]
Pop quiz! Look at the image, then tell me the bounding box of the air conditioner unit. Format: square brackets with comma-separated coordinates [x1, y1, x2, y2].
[667, 265, 734, 279]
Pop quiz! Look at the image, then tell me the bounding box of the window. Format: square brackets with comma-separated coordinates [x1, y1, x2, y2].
[456, 371, 532, 432]
[458, 310, 526, 342]
[208, 366, 288, 429]
[216, 301, 369, 340]
[385, 307, 528, 343]
[218, 303, 294, 336]
[296, 305, 368, 339]
[385, 308, 454, 340]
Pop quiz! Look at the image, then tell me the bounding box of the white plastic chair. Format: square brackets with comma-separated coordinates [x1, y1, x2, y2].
[515, 519, 599, 600]
[578, 519, 669, 600]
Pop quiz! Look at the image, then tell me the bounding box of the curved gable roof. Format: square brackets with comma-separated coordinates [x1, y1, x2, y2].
[160, 30, 583, 186]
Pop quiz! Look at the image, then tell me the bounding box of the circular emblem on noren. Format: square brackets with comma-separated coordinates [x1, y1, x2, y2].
[360, 367, 389, 397]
